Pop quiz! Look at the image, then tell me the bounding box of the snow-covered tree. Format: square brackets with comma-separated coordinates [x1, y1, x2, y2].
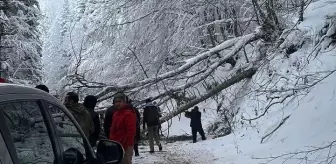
[0, 0, 43, 84]
[42, 0, 308, 116]
[42, 0, 79, 95]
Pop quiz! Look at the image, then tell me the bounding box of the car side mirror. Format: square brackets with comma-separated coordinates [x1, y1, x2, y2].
[96, 139, 124, 164]
[62, 148, 84, 164]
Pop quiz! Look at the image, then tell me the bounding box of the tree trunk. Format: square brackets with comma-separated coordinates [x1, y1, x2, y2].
[299, 0, 304, 22]
[160, 67, 257, 124]
[252, 0, 266, 22]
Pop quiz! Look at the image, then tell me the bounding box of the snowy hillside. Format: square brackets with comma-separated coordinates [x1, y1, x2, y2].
[133, 0, 336, 163]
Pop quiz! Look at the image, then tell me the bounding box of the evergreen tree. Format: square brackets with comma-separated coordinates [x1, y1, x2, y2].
[0, 0, 42, 84]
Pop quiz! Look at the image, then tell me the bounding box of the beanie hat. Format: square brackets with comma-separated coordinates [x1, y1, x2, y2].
[113, 92, 129, 104]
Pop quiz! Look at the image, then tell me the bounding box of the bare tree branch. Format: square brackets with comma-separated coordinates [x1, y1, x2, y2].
[128, 47, 149, 78]
[254, 140, 336, 164]
[242, 92, 294, 121]
[260, 115, 290, 143]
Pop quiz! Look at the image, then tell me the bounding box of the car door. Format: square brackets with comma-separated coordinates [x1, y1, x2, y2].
[0, 100, 58, 164]
[0, 130, 13, 164]
[42, 101, 97, 164]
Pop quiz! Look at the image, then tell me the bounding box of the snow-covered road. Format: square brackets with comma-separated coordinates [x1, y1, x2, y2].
[133, 141, 215, 164]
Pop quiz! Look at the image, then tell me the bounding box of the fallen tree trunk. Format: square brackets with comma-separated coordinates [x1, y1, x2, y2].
[95, 32, 259, 99]
[160, 67, 257, 124]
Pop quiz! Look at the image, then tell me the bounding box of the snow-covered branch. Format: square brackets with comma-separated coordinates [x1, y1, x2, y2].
[95, 32, 260, 99]
[197, 17, 256, 29]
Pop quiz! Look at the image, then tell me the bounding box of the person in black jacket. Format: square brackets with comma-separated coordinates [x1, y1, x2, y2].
[185, 106, 206, 143]
[153, 101, 162, 136]
[83, 95, 101, 147]
[143, 98, 162, 153]
[104, 105, 116, 138]
[132, 104, 141, 156]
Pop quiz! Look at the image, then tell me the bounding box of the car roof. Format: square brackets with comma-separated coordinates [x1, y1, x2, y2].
[0, 84, 97, 157]
[0, 83, 61, 104]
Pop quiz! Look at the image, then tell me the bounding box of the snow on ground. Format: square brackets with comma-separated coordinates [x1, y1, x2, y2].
[177, 70, 336, 164]
[136, 0, 336, 163]
[134, 142, 215, 164]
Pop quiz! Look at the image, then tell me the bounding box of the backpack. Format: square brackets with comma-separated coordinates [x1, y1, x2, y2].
[145, 106, 160, 126]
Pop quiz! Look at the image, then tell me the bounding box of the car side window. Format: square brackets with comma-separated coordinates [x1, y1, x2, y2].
[0, 133, 13, 164]
[0, 101, 55, 164]
[47, 103, 87, 159]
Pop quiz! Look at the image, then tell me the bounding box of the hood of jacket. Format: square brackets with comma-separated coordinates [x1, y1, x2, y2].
[191, 108, 200, 112]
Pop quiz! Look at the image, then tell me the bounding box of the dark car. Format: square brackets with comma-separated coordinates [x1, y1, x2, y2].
[0, 83, 124, 164]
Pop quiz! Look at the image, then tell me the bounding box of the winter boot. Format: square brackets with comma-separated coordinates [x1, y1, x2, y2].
[158, 144, 162, 151]
[149, 150, 154, 153]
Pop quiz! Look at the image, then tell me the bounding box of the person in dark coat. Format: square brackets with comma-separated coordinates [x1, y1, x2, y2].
[132, 105, 141, 156]
[83, 95, 101, 147]
[143, 98, 162, 153]
[64, 92, 94, 138]
[153, 101, 162, 136]
[104, 105, 116, 138]
[185, 106, 206, 143]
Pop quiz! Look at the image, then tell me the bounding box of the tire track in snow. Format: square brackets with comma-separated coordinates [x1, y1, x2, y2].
[134, 142, 214, 164]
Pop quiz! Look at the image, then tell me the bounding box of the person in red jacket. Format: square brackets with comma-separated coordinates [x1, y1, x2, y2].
[0, 77, 7, 83]
[109, 92, 137, 164]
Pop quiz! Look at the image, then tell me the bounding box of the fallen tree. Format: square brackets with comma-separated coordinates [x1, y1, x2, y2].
[95, 32, 260, 99]
[160, 67, 257, 124]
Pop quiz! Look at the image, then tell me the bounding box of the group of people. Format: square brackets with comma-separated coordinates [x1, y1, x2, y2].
[35, 85, 164, 164]
[35, 84, 207, 164]
[35, 85, 101, 146]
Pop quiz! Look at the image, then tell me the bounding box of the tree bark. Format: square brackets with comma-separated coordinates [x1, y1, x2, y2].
[160, 67, 257, 124]
[299, 0, 304, 22]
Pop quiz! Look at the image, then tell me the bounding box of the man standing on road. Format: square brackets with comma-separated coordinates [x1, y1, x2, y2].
[153, 101, 162, 136]
[143, 98, 162, 153]
[109, 92, 137, 164]
[83, 95, 101, 147]
[63, 92, 94, 138]
[185, 106, 206, 143]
